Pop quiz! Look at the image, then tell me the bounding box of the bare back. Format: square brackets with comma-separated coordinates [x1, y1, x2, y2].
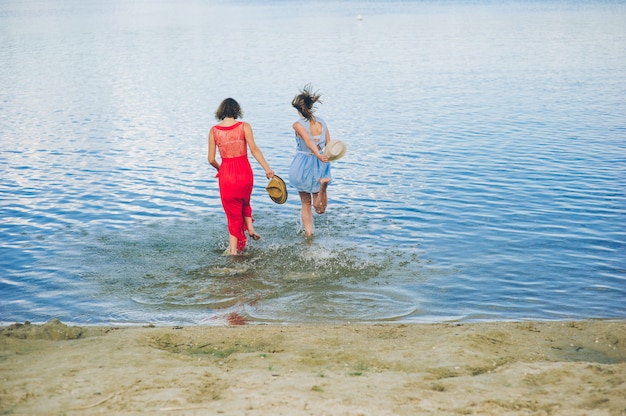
[309, 119, 322, 137]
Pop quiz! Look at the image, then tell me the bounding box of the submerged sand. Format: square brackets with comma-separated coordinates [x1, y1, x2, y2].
[1, 319, 624, 415]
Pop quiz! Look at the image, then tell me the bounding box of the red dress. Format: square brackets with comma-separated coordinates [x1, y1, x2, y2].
[212, 122, 254, 252]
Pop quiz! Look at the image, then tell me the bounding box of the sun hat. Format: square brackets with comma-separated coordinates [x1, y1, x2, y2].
[266, 175, 288, 204]
[325, 139, 347, 161]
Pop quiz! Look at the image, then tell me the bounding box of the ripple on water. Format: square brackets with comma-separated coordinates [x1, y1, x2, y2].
[245, 290, 419, 323]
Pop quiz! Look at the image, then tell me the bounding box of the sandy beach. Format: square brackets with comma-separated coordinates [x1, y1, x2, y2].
[1, 319, 624, 415]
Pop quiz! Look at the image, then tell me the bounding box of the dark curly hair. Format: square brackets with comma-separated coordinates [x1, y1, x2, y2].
[292, 84, 322, 121]
[215, 98, 243, 120]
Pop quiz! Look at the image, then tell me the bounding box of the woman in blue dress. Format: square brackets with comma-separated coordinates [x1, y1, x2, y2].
[289, 84, 332, 237]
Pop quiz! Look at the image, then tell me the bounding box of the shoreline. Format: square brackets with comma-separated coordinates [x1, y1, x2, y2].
[1, 319, 625, 415]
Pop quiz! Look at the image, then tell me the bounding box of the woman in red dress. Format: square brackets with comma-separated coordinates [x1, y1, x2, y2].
[208, 98, 274, 255]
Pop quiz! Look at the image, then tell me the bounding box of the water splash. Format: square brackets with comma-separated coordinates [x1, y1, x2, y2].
[78, 216, 423, 323]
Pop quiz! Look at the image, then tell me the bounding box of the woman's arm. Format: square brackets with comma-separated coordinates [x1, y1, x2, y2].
[243, 123, 274, 179]
[293, 122, 329, 163]
[208, 129, 220, 171]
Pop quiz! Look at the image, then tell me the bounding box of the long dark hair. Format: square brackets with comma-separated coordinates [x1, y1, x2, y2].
[215, 98, 243, 120]
[292, 84, 321, 121]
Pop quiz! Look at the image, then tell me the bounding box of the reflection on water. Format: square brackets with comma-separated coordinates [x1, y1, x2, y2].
[1, 0, 625, 325]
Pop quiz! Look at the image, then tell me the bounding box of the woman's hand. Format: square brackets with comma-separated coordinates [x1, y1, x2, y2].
[317, 154, 329, 163]
[265, 169, 275, 179]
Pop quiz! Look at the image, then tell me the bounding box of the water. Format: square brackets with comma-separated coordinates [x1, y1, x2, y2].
[1, 0, 625, 326]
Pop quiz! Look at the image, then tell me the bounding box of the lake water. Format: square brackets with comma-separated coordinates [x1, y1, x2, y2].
[1, 0, 625, 325]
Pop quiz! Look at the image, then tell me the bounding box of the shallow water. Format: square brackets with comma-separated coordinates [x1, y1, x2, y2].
[1, 0, 625, 325]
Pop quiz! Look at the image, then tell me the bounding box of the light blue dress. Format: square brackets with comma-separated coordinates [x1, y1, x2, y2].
[289, 117, 332, 193]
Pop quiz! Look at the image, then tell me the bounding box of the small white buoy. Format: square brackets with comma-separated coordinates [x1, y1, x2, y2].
[357, 15, 363, 21]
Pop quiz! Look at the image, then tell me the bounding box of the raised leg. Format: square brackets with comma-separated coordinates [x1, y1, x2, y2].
[313, 178, 330, 214]
[245, 217, 261, 240]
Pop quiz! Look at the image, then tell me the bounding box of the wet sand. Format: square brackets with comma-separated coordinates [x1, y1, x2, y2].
[1, 319, 624, 415]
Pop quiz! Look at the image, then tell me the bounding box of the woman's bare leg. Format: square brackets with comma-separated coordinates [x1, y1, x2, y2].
[299, 192, 314, 237]
[314, 178, 330, 214]
[245, 217, 260, 240]
[228, 234, 239, 255]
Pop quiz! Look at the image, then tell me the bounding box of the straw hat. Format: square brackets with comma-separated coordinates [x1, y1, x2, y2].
[325, 139, 347, 161]
[266, 175, 288, 204]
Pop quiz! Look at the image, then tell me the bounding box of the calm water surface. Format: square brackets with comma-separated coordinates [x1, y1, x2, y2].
[1, 0, 625, 325]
